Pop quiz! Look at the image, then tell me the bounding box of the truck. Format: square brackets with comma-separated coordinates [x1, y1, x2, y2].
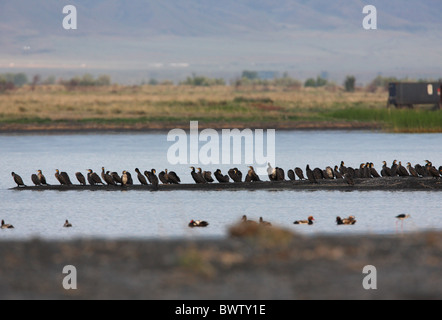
[387, 82, 441, 110]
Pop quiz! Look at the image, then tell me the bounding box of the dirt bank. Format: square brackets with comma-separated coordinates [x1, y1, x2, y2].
[0, 120, 380, 134]
[0, 229, 441, 300]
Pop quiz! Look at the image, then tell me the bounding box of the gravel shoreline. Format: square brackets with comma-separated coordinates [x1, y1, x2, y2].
[0, 228, 441, 300]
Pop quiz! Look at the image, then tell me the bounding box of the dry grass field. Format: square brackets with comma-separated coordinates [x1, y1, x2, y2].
[0, 84, 440, 132]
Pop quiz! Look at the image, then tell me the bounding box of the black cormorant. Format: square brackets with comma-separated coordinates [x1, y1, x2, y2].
[165, 169, 181, 184]
[397, 161, 409, 176]
[333, 166, 343, 179]
[191, 166, 206, 184]
[75, 172, 87, 185]
[135, 168, 148, 185]
[369, 163, 381, 178]
[287, 169, 296, 181]
[295, 167, 305, 180]
[12, 172, 25, 187]
[313, 167, 324, 180]
[144, 169, 159, 186]
[228, 168, 243, 183]
[104, 171, 116, 185]
[37, 170, 48, 185]
[406, 163, 419, 177]
[245, 166, 261, 182]
[202, 169, 214, 183]
[87, 169, 104, 185]
[214, 169, 230, 183]
[111, 172, 123, 185]
[390, 160, 398, 176]
[306, 165, 317, 184]
[31, 174, 41, 186]
[55, 170, 72, 185]
[381, 161, 392, 177]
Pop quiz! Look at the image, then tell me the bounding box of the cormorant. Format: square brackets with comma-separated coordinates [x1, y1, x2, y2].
[359, 163, 366, 178]
[267, 163, 277, 181]
[406, 163, 419, 177]
[295, 167, 305, 180]
[1, 220, 14, 229]
[191, 166, 206, 184]
[159, 171, 168, 184]
[101, 167, 107, 183]
[287, 169, 296, 181]
[267, 163, 284, 181]
[381, 161, 392, 177]
[294, 216, 314, 225]
[369, 163, 381, 178]
[87, 169, 104, 185]
[426, 161, 440, 178]
[333, 166, 343, 179]
[397, 161, 409, 176]
[364, 162, 371, 178]
[165, 169, 181, 184]
[37, 170, 48, 185]
[135, 168, 148, 185]
[245, 166, 261, 182]
[55, 170, 72, 185]
[121, 171, 129, 186]
[228, 168, 243, 183]
[104, 171, 116, 185]
[75, 172, 87, 185]
[31, 174, 41, 186]
[414, 164, 426, 177]
[188, 220, 209, 227]
[64, 220, 72, 228]
[313, 168, 324, 180]
[111, 172, 123, 185]
[214, 169, 230, 183]
[306, 165, 317, 184]
[390, 160, 398, 176]
[202, 169, 214, 183]
[125, 171, 134, 185]
[144, 169, 159, 186]
[339, 161, 347, 175]
[324, 166, 334, 179]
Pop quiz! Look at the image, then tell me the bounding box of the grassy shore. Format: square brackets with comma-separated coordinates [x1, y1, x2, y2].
[0, 84, 440, 132]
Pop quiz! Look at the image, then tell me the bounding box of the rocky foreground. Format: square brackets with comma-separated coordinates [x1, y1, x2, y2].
[0, 225, 441, 300]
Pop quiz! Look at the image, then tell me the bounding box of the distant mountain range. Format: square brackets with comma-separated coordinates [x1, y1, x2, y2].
[1, 0, 441, 83]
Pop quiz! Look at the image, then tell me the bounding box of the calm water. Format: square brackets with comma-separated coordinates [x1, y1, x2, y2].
[0, 130, 441, 240]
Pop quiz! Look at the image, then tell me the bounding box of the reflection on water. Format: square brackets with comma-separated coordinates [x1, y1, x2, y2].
[0, 131, 441, 240]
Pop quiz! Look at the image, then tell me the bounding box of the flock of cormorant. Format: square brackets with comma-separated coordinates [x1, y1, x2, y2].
[10, 160, 441, 188]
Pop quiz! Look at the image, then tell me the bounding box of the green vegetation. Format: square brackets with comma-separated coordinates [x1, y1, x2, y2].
[327, 108, 442, 132]
[304, 76, 328, 88]
[344, 76, 356, 92]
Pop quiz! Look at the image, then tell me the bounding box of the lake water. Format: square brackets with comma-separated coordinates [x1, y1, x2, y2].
[0, 130, 441, 240]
